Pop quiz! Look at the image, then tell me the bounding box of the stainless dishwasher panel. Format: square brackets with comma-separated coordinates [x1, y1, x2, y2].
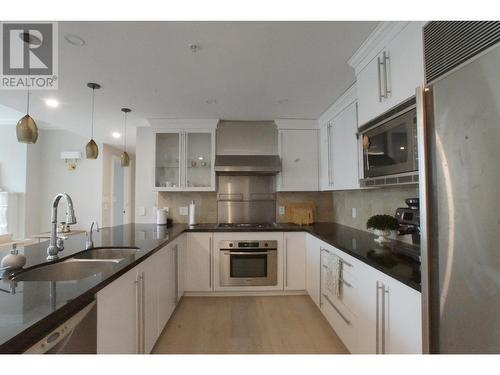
[24, 300, 97, 354]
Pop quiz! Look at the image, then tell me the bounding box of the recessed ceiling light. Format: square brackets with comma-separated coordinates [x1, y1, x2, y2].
[65, 34, 86, 47]
[45, 98, 59, 108]
[112, 132, 121, 139]
[205, 98, 217, 105]
[189, 43, 200, 52]
[400, 146, 406, 150]
[277, 99, 289, 104]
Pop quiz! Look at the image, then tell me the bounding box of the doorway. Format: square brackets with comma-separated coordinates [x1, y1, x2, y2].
[111, 155, 128, 226]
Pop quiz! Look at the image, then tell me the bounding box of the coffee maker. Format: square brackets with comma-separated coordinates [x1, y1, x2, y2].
[395, 198, 420, 245]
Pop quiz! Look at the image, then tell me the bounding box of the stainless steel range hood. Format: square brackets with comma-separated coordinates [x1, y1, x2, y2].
[214, 155, 282, 174]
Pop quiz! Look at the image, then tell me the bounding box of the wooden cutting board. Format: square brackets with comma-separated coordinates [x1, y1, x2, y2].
[286, 202, 316, 225]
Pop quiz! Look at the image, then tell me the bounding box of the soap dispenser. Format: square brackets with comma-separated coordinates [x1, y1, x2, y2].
[1, 244, 27, 271]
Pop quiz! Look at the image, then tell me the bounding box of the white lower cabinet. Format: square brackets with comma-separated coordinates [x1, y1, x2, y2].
[185, 233, 213, 292]
[97, 235, 185, 354]
[309, 235, 422, 354]
[283, 232, 306, 290]
[305, 234, 322, 306]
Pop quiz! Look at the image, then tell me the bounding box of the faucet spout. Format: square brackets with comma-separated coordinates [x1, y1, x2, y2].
[47, 193, 77, 261]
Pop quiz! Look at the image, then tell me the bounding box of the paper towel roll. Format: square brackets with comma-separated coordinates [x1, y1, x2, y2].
[188, 200, 196, 226]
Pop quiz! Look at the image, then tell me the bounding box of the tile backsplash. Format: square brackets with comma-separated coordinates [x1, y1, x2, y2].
[158, 192, 217, 223]
[276, 192, 333, 223]
[331, 186, 419, 231]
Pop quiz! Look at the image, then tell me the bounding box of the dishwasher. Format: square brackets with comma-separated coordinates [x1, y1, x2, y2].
[24, 300, 97, 354]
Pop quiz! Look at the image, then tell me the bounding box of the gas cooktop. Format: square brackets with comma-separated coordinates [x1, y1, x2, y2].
[217, 223, 277, 229]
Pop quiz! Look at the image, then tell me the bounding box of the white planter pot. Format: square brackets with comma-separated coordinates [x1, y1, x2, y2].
[373, 229, 392, 244]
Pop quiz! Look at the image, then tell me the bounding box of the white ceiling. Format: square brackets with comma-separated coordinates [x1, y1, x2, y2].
[0, 21, 378, 150]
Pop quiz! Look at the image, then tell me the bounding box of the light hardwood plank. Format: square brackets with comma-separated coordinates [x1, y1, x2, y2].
[153, 295, 349, 354]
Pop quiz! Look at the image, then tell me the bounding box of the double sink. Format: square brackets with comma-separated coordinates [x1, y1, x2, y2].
[11, 247, 140, 282]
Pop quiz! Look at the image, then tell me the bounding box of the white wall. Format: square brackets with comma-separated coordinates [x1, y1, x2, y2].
[135, 127, 157, 223]
[0, 126, 27, 193]
[26, 129, 103, 235]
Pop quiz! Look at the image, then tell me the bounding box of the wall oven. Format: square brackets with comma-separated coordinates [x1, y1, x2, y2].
[359, 97, 419, 187]
[219, 240, 277, 287]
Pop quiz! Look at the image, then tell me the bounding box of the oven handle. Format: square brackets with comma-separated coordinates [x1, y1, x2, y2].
[221, 251, 275, 256]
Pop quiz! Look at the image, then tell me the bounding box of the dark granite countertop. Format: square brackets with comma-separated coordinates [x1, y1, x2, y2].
[0, 222, 420, 353]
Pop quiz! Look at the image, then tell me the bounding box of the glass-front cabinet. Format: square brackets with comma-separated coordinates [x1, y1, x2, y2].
[154, 129, 215, 191]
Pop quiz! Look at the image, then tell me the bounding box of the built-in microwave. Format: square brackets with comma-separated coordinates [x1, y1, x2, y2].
[359, 97, 419, 187]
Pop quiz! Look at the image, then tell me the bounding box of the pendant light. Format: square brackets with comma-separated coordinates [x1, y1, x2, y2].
[16, 75, 38, 144]
[120, 108, 131, 167]
[85, 82, 101, 159]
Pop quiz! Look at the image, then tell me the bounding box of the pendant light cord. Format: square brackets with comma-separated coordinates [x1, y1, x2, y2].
[91, 88, 95, 139]
[26, 66, 30, 114]
[123, 111, 127, 153]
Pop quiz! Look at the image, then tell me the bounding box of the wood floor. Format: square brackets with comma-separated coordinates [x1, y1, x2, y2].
[152, 295, 349, 354]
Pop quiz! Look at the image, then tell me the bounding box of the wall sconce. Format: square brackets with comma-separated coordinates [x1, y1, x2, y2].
[60, 151, 82, 171]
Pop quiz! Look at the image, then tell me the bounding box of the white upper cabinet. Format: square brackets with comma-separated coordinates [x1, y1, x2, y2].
[151, 119, 218, 192]
[275, 120, 319, 191]
[349, 22, 425, 126]
[318, 85, 360, 191]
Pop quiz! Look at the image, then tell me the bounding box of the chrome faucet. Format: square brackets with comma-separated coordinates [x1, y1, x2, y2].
[47, 193, 77, 261]
[85, 221, 100, 249]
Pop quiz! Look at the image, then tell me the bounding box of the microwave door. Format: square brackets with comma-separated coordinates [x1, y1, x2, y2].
[364, 108, 416, 178]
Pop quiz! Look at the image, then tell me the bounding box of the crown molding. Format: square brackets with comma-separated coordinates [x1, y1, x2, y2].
[318, 83, 357, 126]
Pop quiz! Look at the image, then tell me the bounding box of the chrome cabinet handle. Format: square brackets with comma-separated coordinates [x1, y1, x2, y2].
[376, 281, 383, 354]
[285, 237, 290, 288]
[327, 123, 333, 186]
[135, 273, 141, 354]
[320, 247, 330, 254]
[173, 245, 179, 303]
[382, 285, 389, 354]
[377, 56, 384, 102]
[222, 251, 272, 256]
[339, 278, 352, 288]
[209, 237, 212, 289]
[140, 272, 145, 354]
[383, 51, 391, 97]
[322, 293, 351, 326]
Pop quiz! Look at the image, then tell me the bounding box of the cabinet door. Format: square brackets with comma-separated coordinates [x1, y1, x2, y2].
[384, 22, 424, 110]
[185, 233, 213, 292]
[331, 102, 360, 190]
[279, 130, 319, 191]
[97, 268, 140, 354]
[176, 234, 186, 302]
[319, 123, 332, 190]
[383, 275, 422, 354]
[284, 232, 306, 290]
[305, 234, 321, 306]
[185, 131, 215, 190]
[154, 132, 181, 189]
[356, 55, 387, 126]
[156, 244, 174, 334]
[142, 255, 159, 354]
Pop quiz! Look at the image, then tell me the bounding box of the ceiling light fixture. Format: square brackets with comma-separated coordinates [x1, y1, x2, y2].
[45, 98, 59, 108]
[189, 43, 200, 52]
[120, 108, 131, 167]
[16, 42, 38, 144]
[85, 82, 101, 159]
[112, 132, 121, 139]
[65, 34, 86, 47]
[205, 98, 217, 105]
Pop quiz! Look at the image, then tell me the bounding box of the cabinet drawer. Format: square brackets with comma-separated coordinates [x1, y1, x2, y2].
[321, 292, 357, 352]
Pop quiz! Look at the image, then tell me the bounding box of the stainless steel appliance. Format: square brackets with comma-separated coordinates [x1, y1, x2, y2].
[359, 99, 419, 187]
[217, 175, 276, 224]
[395, 198, 420, 245]
[419, 22, 500, 353]
[219, 240, 277, 287]
[24, 300, 97, 353]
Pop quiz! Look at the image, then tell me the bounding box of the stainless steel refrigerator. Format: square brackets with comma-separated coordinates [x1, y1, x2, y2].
[418, 22, 500, 353]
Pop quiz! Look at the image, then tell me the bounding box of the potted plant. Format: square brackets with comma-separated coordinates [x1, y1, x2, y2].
[366, 214, 399, 244]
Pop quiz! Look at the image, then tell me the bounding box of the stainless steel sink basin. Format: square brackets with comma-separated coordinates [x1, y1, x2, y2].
[73, 247, 140, 260]
[11, 258, 121, 282]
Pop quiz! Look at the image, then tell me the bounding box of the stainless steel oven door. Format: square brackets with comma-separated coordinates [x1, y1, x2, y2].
[220, 248, 277, 287]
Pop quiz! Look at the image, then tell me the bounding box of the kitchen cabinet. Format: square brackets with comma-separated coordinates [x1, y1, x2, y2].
[153, 129, 216, 192]
[277, 129, 319, 191]
[97, 266, 139, 354]
[156, 243, 177, 335]
[318, 86, 359, 191]
[305, 234, 322, 307]
[185, 232, 213, 292]
[356, 261, 422, 354]
[283, 232, 306, 290]
[174, 234, 186, 302]
[142, 255, 159, 354]
[350, 22, 425, 126]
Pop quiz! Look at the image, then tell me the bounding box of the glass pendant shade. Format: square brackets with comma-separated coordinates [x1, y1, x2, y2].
[120, 151, 130, 167]
[86, 82, 101, 159]
[86, 139, 99, 159]
[16, 114, 38, 144]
